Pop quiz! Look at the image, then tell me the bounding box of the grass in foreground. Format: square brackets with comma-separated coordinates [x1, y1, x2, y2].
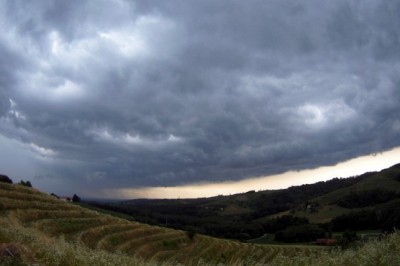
[0, 218, 152, 266]
[1, 218, 400, 266]
[269, 231, 400, 266]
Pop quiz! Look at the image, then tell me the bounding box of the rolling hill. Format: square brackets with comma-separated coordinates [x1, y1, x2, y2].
[0, 181, 324, 265]
[275, 164, 400, 224]
[1, 165, 400, 265]
[88, 163, 400, 241]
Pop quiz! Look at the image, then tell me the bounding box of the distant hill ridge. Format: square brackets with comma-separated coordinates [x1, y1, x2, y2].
[88, 163, 400, 240]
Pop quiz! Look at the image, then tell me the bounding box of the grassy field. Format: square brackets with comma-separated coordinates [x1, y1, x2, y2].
[292, 204, 352, 224]
[1, 182, 400, 265]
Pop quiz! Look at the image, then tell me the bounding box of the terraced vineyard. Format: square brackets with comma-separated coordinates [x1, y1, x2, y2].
[0, 182, 325, 265]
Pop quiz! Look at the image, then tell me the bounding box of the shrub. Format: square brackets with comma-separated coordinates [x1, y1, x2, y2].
[186, 229, 196, 241]
[72, 194, 81, 202]
[50, 193, 60, 199]
[275, 224, 326, 243]
[0, 174, 13, 184]
[338, 230, 360, 249]
[18, 180, 32, 187]
[262, 215, 309, 233]
[331, 210, 379, 231]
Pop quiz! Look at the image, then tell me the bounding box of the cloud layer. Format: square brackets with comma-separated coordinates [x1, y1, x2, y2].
[1, 0, 400, 196]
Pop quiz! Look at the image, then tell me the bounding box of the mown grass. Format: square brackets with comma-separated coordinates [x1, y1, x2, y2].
[0, 218, 154, 266]
[1, 182, 400, 265]
[1, 182, 325, 265]
[75, 202, 135, 221]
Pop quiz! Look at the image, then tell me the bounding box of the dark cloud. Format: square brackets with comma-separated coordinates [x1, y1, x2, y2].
[0, 0, 400, 196]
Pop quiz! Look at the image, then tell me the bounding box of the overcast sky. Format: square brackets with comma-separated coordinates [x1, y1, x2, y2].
[1, 0, 400, 198]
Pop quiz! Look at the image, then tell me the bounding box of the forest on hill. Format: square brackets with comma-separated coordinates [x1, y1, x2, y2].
[86, 163, 400, 242]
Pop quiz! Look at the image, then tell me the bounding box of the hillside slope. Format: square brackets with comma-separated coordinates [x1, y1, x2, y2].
[288, 164, 400, 223]
[89, 163, 400, 239]
[0, 182, 322, 265]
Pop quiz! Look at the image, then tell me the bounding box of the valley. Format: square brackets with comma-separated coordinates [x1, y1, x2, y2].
[87, 164, 400, 242]
[1, 163, 400, 265]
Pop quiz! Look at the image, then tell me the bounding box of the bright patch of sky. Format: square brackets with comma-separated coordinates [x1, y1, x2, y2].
[103, 147, 400, 199]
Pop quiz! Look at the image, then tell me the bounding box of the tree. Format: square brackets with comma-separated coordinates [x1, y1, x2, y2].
[274, 224, 326, 243]
[186, 228, 196, 241]
[330, 210, 379, 231]
[0, 174, 13, 184]
[72, 194, 81, 202]
[339, 230, 359, 249]
[18, 180, 32, 187]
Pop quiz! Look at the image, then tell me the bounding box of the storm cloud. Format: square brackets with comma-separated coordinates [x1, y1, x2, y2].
[1, 0, 400, 196]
